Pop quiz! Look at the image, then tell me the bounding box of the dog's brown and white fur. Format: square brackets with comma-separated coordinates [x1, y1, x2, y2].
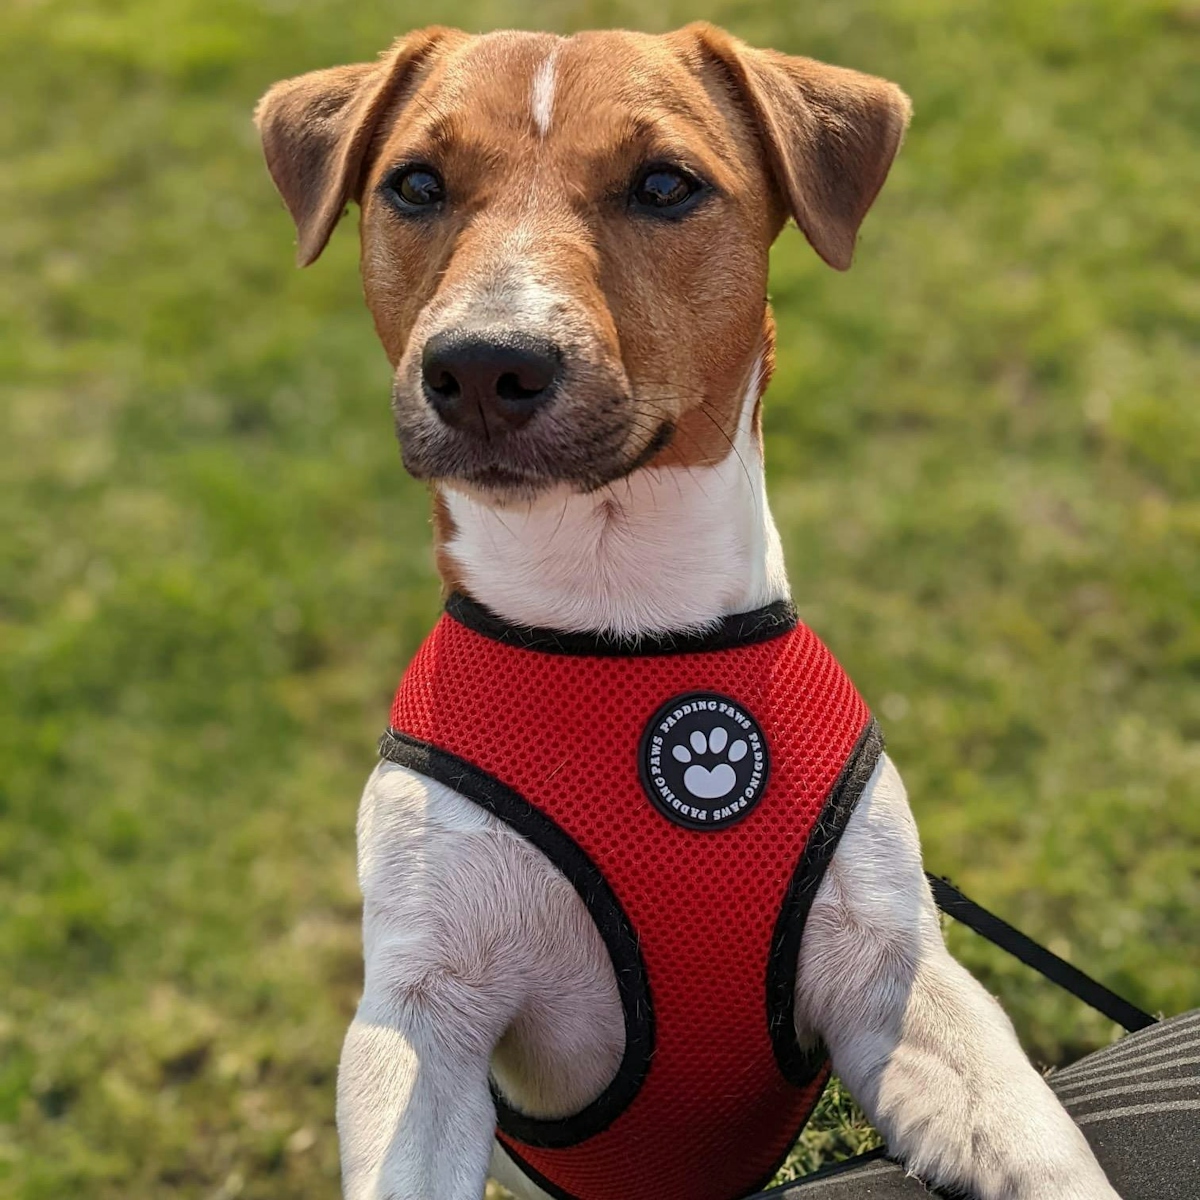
[257, 25, 1121, 1200]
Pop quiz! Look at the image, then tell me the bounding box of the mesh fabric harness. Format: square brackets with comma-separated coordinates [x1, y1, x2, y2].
[380, 594, 884, 1200]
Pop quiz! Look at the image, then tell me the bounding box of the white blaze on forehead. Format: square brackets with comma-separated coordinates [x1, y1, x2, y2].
[531, 44, 560, 136]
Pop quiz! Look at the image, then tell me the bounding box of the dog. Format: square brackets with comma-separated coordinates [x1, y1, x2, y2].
[256, 24, 1122, 1200]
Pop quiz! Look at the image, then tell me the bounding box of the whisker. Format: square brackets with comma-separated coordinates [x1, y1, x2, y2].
[697, 401, 758, 512]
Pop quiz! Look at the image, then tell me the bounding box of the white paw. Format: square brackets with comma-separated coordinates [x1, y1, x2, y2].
[671, 725, 748, 799]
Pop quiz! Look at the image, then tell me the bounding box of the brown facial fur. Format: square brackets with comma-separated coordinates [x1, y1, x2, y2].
[429, 486, 465, 593]
[256, 24, 909, 494]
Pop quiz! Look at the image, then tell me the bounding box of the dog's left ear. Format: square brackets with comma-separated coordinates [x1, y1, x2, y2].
[686, 24, 911, 270]
[255, 28, 460, 266]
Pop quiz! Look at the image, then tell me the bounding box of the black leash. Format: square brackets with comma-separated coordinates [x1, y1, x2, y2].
[926, 873, 1156, 1033]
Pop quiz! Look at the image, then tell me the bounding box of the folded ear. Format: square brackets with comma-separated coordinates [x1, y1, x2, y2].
[689, 24, 911, 270]
[254, 28, 459, 266]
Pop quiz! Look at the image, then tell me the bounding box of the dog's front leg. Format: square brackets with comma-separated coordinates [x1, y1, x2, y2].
[796, 756, 1120, 1200]
[338, 975, 500, 1200]
[338, 764, 530, 1200]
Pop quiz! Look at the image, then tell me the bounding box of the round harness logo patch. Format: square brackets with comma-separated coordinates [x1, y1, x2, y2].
[639, 692, 770, 830]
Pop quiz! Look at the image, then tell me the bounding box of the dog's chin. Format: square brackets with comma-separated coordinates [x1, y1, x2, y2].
[413, 458, 623, 507]
[398, 420, 676, 505]
[441, 465, 563, 506]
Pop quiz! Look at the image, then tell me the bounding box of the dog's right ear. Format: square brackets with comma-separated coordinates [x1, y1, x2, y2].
[255, 28, 459, 266]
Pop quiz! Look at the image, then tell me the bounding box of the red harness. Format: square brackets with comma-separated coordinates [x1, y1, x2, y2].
[383, 594, 881, 1200]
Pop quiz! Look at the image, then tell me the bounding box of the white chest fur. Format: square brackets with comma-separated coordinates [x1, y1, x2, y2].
[440, 364, 788, 638]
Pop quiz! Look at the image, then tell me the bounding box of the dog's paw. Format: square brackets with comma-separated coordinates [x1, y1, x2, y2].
[670, 725, 748, 799]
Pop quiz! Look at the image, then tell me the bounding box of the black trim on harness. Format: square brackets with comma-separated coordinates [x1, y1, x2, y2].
[498, 1068, 834, 1200]
[926, 874, 1156, 1033]
[377, 729, 655, 1148]
[445, 590, 799, 657]
[766, 720, 886, 1085]
[739, 1062, 834, 1197]
[496, 1141, 583, 1200]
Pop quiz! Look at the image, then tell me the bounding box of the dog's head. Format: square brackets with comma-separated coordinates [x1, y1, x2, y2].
[256, 26, 909, 501]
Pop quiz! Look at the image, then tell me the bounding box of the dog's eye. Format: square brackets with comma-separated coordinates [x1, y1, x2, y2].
[383, 166, 445, 211]
[630, 167, 704, 215]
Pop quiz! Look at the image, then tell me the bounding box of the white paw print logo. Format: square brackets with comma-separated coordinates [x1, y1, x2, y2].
[672, 724, 748, 800]
[641, 692, 770, 830]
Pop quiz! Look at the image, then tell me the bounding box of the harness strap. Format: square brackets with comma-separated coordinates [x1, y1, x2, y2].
[926, 874, 1156, 1033]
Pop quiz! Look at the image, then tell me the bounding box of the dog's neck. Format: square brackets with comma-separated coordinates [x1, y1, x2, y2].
[434, 363, 790, 639]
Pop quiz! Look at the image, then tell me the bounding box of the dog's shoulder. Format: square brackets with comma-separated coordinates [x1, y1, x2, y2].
[356, 761, 582, 926]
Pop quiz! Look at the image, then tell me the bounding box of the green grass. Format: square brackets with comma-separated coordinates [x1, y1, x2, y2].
[1, 0, 1197, 1196]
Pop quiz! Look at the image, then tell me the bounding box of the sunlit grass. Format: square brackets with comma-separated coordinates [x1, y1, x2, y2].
[1, 0, 1196, 1196]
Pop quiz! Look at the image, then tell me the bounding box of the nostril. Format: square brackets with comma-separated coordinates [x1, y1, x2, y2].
[496, 371, 546, 402]
[427, 368, 460, 398]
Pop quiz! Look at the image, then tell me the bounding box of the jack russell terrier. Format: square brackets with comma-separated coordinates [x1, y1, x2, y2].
[256, 24, 1122, 1200]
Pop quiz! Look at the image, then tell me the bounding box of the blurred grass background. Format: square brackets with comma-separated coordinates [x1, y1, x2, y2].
[1, 0, 1197, 1196]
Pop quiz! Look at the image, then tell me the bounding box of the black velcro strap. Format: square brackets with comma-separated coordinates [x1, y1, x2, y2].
[927, 874, 1156, 1033]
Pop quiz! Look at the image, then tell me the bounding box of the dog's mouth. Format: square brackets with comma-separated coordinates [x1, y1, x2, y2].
[393, 391, 675, 499]
[582, 419, 675, 490]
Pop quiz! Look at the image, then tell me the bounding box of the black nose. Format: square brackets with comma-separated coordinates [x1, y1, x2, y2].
[421, 331, 560, 437]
